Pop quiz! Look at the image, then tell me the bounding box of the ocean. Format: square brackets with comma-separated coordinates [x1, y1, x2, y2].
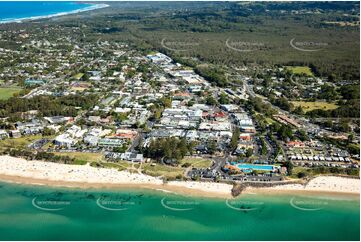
[0, 2, 105, 23]
[0, 181, 359, 240]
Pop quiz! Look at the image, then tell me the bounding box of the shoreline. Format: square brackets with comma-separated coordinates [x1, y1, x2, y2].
[0, 3, 109, 24]
[0, 174, 233, 199]
[0, 155, 359, 198]
[0, 174, 359, 200]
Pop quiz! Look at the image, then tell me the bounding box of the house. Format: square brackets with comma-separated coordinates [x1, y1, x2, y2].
[84, 135, 99, 146]
[286, 141, 305, 148]
[24, 79, 46, 86]
[88, 116, 101, 123]
[67, 125, 87, 138]
[199, 121, 231, 131]
[83, 128, 111, 146]
[239, 133, 252, 141]
[121, 152, 144, 162]
[240, 125, 256, 133]
[188, 85, 202, 93]
[54, 133, 77, 147]
[53, 125, 87, 147]
[232, 113, 256, 133]
[98, 138, 125, 148]
[114, 107, 131, 113]
[115, 129, 138, 139]
[234, 141, 254, 155]
[212, 111, 227, 121]
[10, 130, 21, 138]
[273, 115, 301, 128]
[16, 120, 44, 135]
[220, 104, 240, 112]
[44, 116, 73, 124]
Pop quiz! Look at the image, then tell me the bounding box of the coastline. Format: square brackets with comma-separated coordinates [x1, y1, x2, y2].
[0, 155, 359, 198]
[0, 3, 109, 24]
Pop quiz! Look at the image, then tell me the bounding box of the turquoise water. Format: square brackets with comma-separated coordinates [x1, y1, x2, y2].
[237, 164, 275, 171]
[0, 2, 96, 23]
[0, 181, 359, 240]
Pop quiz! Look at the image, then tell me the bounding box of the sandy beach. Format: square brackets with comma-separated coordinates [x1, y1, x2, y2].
[0, 155, 233, 198]
[0, 155, 359, 197]
[247, 176, 360, 196]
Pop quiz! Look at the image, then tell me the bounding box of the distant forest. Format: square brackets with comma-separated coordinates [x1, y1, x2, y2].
[3, 1, 360, 80]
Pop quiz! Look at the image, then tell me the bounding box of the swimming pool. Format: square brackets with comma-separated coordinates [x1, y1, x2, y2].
[237, 164, 275, 171]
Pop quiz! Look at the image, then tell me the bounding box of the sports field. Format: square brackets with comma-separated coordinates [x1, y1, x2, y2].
[286, 66, 314, 76]
[291, 101, 338, 112]
[0, 87, 22, 100]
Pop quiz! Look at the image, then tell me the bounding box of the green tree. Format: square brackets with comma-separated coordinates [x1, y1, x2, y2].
[284, 161, 293, 175]
[230, 128, 240, 151]
[246, 148, 253, 157]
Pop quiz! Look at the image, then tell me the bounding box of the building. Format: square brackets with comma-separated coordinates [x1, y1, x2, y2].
[121, 152, 144, 162]
[10, 130, 21, 138]
[115, 129, 138, 139]
[24, 79, 46, 86]
[54, 133, 77, 147]
[273, 115, 301, 128]
[98, 138, 125, 148]
[286, 141, 305, 148]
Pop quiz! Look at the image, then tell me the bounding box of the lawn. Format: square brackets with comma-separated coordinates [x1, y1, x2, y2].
[142, 163, 184, 179]
[291, 101, 339, 112]
[285, 66, 314, 76]
[90, 160, 132, 171]
[73, 73, 84, 80]
[0, 87, 22, 100]
[52, 152, 104, 164]
[0, 135, 43, 151]
[179, 157, 213, 168]
[265, 117, 276, 125]
[290, 166, 311, 179]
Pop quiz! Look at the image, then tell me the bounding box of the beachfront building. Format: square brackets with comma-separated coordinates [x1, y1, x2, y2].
[98, 138, 125, 148]
[24, 79, 46, 86]
[54, 133, 77, 147]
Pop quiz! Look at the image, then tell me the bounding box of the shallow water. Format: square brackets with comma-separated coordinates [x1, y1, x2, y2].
[0, 2, 94, 23]
[0, 182, 359, 240]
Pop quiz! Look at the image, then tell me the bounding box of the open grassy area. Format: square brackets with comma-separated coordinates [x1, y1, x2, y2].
[142, 163, 184, 179]
[179, 157, 213, 168]
[0, 135, 43, 151]
[90, 160, 132, 171]
[0, 87, 22, 100]
[52, 152, 104, 164]
[290, 166, 311, 179]
[286, 66, 314, 76]
[291, 101, 339, 112]
[291, 165, 359, 178]
[73, 73, 84, 80]
[265, 117, 277, 125]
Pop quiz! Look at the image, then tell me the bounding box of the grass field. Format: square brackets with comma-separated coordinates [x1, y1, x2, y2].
[179, 157, 213, 168]
[142, 163, 184, 179]
[73, 73, 84, 80]
[265, 117, 276, 125]
[52, 152, 104, 164]
[285, 66, 314, 76]
[90, 160, 132, 171]
[0, 135, 45, 151]
[0, 87, 22, 100]
[291, 101, 339, 112]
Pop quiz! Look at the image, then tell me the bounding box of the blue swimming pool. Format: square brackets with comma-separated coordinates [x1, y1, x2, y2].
[237, 164, 275, 171]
